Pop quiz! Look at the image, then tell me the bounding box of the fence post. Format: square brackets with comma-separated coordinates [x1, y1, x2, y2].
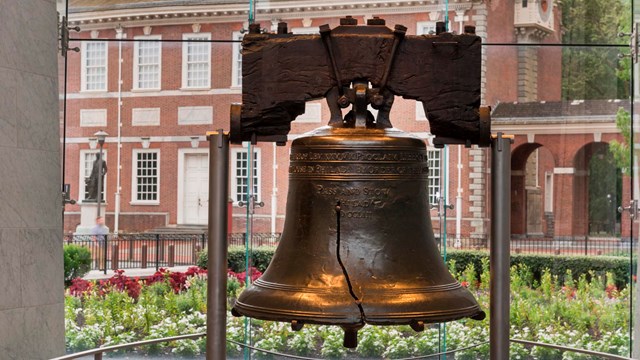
[584, 237, 588, 256]
[155, 234, 160, 271]
[111, 244, 119, 270]
[129, 236, 134, 261]
[141, 244, 148, 269]
[103, 235, 108, 275]
[168, 245, 175, 267]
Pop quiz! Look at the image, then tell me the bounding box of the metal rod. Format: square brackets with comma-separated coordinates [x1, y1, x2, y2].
[207, 130, 229, 360]
[490, 133, 512, 360]
[510, 339, 633, 360]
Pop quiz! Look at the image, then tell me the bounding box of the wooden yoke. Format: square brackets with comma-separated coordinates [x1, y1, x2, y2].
[230, 17, 490, 147]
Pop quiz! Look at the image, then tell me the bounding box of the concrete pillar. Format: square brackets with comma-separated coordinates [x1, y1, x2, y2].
[0, 1, 64, 358]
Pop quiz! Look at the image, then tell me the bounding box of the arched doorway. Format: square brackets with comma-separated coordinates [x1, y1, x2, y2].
[573, 143, 622, 238]
[511, 143, 556, 239]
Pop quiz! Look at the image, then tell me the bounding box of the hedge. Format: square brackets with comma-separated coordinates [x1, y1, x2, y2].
[446, 250, 633, 288]
[197, 246, 275, 272]
[197, 247, 633, 288]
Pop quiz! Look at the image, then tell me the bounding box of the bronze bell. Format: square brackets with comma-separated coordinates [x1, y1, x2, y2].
[232, 125, 485, 348]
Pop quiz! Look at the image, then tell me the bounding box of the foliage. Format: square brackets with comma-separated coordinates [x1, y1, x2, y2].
[63, 244, 92, 286]
[610, 107, 632, 174]
[197, 246, 276, 271]
[65, 263, 633, 358]
[447, 250, 632, 288]
[559, 0, 630, 100]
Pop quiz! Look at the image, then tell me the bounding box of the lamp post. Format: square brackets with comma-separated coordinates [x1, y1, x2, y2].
[95, 130, 108, 218]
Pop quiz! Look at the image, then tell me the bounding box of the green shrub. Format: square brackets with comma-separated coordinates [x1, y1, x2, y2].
[64, 244, 92, 286]
[447, 250, 632, 288]
[197, 246, 276, 272]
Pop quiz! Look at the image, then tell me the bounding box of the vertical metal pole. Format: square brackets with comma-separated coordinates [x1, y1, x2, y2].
[490, 133, 512, 360]
[96, 146, 103, 219]
[207, 130, 229, 360]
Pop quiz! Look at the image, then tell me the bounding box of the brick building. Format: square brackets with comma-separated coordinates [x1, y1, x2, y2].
[60, 0, 626, 241]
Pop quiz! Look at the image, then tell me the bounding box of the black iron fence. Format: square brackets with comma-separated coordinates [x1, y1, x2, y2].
[65, 232, 635, 273]
[438, 236, 635, 257]
[64, 232, 281, 273]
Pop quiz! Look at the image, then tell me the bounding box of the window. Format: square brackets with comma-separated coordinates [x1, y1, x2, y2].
[82, 42, 107, 91]
[231, 148, 260, 203]
[80, 150, 107, 202]
[427, 148, 441, 205]
[132, 150, 160, 203]
[133, 36, 161, 89]
[232, 31, 243, 87]
[182, 33, 211, 88]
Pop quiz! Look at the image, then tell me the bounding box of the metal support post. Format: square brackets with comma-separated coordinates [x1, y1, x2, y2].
[490, 133, 512, 360]
[207, 130, 229, 360]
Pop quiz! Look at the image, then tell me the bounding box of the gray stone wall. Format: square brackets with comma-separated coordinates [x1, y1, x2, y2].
[0, 0, 64, 358]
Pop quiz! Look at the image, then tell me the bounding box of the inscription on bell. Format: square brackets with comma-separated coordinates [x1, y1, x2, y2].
[289, 164, 428, 175]
[291, 151, 426, 162]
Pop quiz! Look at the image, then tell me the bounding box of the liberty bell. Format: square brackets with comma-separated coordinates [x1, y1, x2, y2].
[230, 18, 489, 348]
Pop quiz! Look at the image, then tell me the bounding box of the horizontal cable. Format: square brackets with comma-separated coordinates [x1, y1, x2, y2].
[510, 338, 632, 360]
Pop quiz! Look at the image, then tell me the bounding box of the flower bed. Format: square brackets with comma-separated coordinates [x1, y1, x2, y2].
[65, 261, 631, 358]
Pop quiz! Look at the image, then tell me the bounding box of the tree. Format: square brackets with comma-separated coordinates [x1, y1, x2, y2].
[559, 0, 631, 100]
[609, 107, 631, 174]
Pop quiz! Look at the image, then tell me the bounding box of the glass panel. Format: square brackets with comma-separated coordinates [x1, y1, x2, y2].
[59, 0, 636, 358]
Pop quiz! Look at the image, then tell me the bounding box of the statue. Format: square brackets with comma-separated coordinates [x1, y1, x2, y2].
[85, 154, 107, 201]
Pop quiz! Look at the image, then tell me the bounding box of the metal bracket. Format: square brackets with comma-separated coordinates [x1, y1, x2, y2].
[618, 23, 639, 64]
[618, 199, 639, 220]
[62, 184, 76, 206]
[59, 15, 80, 57]
[238, 195, 264, 215]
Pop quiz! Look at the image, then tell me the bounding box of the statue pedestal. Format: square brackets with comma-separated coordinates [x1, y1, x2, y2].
[74, 202, 109, 234]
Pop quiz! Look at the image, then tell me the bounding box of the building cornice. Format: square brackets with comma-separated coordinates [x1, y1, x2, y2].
[67, 0, 478, 29]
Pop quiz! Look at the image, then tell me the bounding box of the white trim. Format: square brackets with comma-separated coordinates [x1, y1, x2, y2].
[182, 32, 211, 89]
[131, 107, 161, 126]
[492, 121, 619, 135]
[553, 167, 575, 174]
[81, 41, 108, 92]
[544, 171, 554, 213]
[178, 106, 213, 125]
[80, 108, 107, 127]
[64, 135, 207, 144]
[68, 2, 474, 30]
[231, 146, 261, 206]
[79, 149, 107, 203]
[132, 35, 162, 90]
[291, 27, 319, 34]
[416, 102, 427, 121]
[131, 149, 160, 205]
[231, 31, 243, 88]
[177, 148, 209, 224]
[64, 88, 241, 99]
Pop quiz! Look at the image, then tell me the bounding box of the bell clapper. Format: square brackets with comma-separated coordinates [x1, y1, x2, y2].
[410, 320, 425, 332]
[341, 324, 364, 349]
[291, 320, 304, 331]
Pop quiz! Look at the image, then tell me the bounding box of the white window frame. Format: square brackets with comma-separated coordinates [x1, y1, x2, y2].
[182, 33, 211, 89]
[133, 35, 162, 90]
[427, 148, 442, 206]
[231, 31, 244, 88]
[231, 146, 261, 205]
[79, 149, 107, 203]
[131, 149, 160, 205]
[81, 41, 108, 92]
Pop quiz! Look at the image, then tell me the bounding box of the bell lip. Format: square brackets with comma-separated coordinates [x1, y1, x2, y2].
[233, 300, 485, 327]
